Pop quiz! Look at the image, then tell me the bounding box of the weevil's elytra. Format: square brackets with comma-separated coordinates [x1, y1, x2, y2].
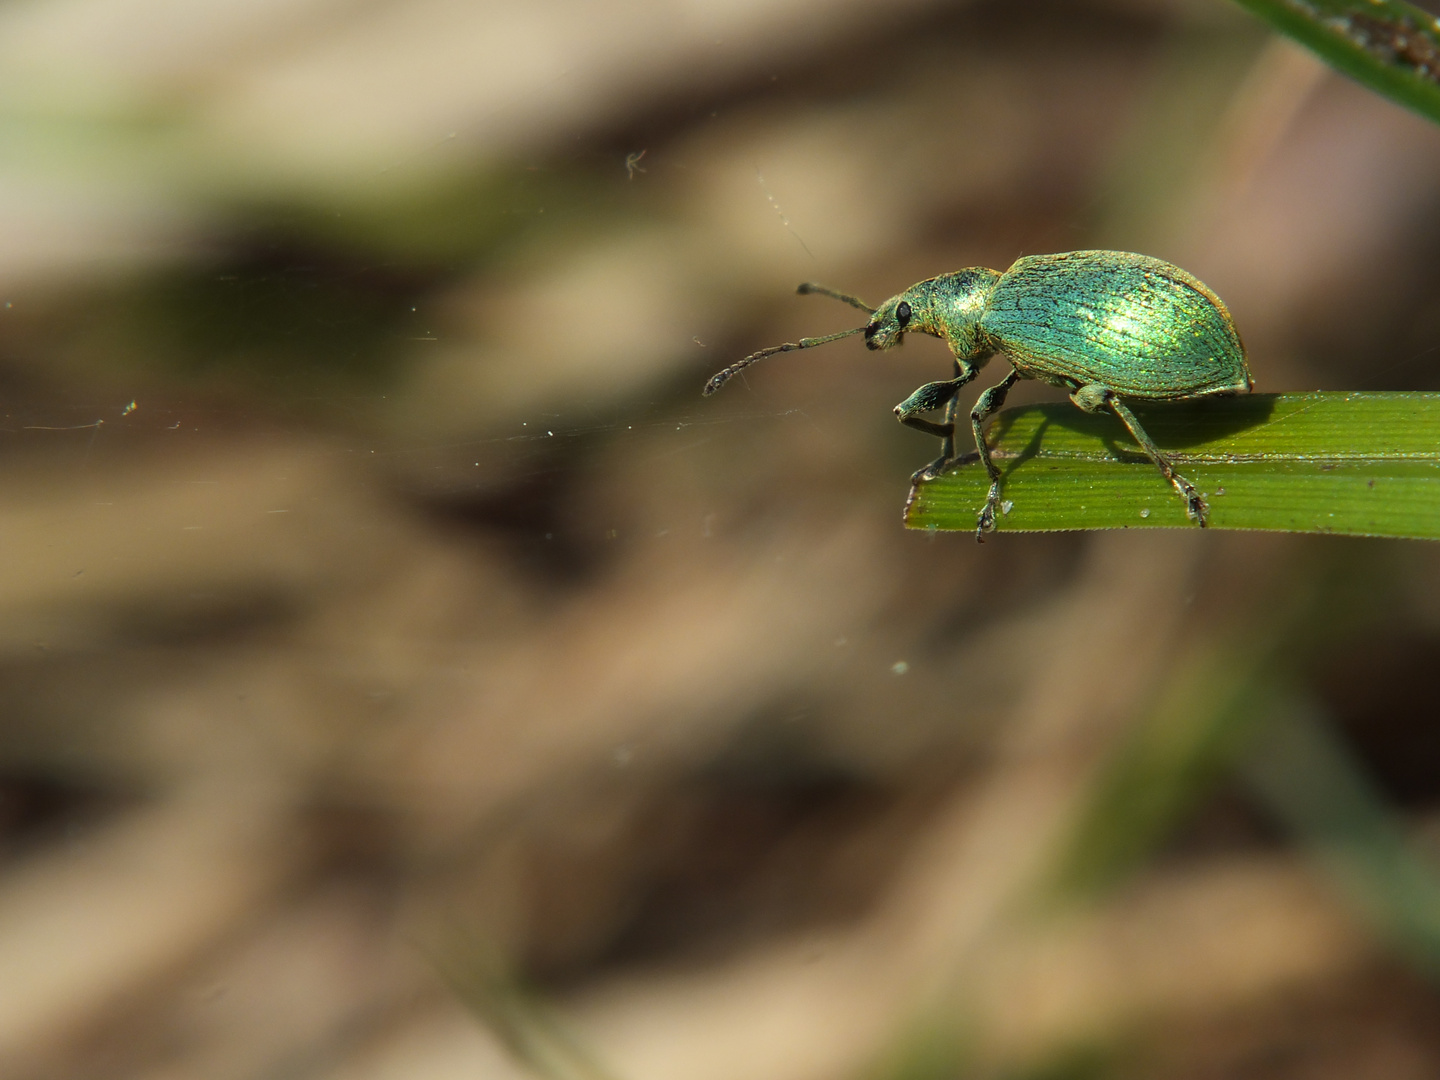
[703, 250, 1253, 540]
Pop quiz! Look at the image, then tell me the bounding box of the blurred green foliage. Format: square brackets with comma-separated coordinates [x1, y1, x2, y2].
[1045, 638, 1281, 901]
[1233, 0, 1440, 125]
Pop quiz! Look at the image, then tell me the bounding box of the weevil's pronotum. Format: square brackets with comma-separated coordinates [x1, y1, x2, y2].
[703, 250, 1252, 538]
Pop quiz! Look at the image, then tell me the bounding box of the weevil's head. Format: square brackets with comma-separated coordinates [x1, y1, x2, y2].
[863, 281, 936, 352]
[867, 268, 1004, 359]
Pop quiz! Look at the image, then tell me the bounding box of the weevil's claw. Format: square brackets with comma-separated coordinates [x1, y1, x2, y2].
[1188, 493, 1209, 527]
[975, 482, 1003, 542]
[1175, 478, 1208, 527]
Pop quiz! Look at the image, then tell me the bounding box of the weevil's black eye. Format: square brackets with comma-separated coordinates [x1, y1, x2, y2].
[895, 301, 912, 328]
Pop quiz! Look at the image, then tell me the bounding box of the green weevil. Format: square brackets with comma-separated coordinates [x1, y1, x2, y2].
[703, 250, 1253, 539]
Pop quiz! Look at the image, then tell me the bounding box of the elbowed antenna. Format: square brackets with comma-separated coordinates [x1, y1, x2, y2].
[796, 282, 875, 313]
[702, 326, 865, 396]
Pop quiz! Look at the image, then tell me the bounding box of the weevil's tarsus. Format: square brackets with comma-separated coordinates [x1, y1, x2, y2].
[972, 369, 1022, 540]
[796, 282, 875, 314]
[702, 326, 865, 396]
[909, 442, 954, 488]
[1072, 385, 1209, 526]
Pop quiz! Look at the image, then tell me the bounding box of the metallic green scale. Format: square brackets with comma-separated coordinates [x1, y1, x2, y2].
[703, 250, 1253, 540]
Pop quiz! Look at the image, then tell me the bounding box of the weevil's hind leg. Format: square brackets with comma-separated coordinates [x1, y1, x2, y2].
[1072, 385, 1207, 526]
[972, 368, 1022, 541]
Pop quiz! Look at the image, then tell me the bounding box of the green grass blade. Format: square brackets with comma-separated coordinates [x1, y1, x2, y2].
[904, 392, 1440, 538]
[1231, 0, 1440, 126]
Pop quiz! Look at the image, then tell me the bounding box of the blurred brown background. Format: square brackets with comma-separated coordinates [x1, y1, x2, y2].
[4, 0, 1440, 1077]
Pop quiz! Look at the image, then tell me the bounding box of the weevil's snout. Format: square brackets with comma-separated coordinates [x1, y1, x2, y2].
[863, 322, 902, 350]
[864, 297, 914, 351]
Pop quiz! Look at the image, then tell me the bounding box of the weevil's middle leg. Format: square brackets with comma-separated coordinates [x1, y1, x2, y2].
[1072, 385, 1208, 525]
[972, 369, 1021, 541]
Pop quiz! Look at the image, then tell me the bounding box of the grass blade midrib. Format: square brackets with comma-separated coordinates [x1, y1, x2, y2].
[990, 449, 1440, 464]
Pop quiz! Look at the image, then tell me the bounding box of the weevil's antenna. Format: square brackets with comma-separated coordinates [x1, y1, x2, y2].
[796, 282, 875, 313]
[703, 326, 866, 396]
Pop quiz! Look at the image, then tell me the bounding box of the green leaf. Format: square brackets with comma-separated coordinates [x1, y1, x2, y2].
[903, 392, 1440, 539]
[1231, 0, 1440, 126]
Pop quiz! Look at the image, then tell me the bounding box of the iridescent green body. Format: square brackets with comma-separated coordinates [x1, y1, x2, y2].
[703, 249, 1253, 539]
[889, 251, 1249, 400]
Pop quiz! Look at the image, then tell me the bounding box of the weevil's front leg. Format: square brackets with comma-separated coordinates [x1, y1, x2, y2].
[972, 368, 1022, 540]
[896, 360, 977, 482]
[1071, 384, 1207, 526]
